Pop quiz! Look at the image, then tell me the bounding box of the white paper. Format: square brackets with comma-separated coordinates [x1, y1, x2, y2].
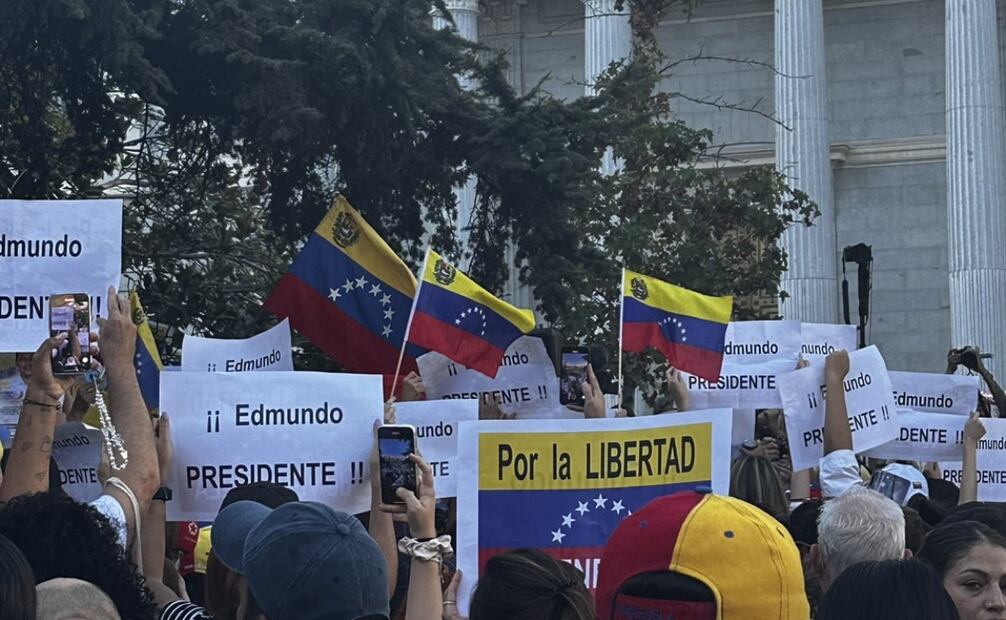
[394, 400, 478, 498]
[941, 419, 1006, 502]
[454, 410, 732, 614]
[682, 320, 801, 409]
[418, 335, 563, 419]
[161, 371, 383, 521]
[889, 371, 980, 416]
[800, 323, 858, 362]
[0, 200, 122, 351]
[779, 345, 899, 471]
[864, 411, 968, 461]
[52, 422, 104, 503]
[182, 319, 294, 372]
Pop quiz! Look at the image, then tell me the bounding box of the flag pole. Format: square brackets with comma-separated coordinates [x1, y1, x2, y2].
[617, 266, 625, 414]
[392, 245, 431, 392]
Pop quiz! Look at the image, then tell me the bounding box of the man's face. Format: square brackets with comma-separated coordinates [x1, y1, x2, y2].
[15, 353, 32, 382]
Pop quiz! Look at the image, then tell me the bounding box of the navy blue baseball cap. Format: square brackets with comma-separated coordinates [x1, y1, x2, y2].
[243, 501, 390, 620]
[211, 500, 272, 574]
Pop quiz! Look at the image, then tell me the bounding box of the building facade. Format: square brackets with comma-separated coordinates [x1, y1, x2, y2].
[438, 0, 1006, 376]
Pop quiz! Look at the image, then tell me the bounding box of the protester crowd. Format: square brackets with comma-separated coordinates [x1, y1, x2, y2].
[0, 287, 1004, 620]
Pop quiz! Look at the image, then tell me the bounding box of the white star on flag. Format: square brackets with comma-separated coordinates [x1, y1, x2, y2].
[380, 294, 391, 306]
[354, 276, 368, 289]
[551, 529, 566, 543]
[382, 325, 393, 338]
[593, 494, 608, 509]
[611, 500, 626, 515]
[329, 288, 342, 302]
[561, 513, 576, 528]
[369, 284, 382, 296]
[575, 501, 590, 516]
[384, 308, 395, 320]
[342, 279, 354, 293]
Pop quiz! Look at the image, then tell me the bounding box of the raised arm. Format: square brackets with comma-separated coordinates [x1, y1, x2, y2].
[960, 412, 986, 505]
[369, 420, 399, 598]
[667, 367, 689, 412]
[972, 352, 1006, 417]
[823, 351, 852, 455]
[98, 287, 160, 543]
[0, 335, 69, 500]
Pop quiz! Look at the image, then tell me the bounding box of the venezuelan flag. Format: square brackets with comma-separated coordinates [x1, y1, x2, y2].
[621, 269, 733, 382]
[407, 249, 535, 378]
[130, 291, 163, 413]
[264, 197, 421, 376]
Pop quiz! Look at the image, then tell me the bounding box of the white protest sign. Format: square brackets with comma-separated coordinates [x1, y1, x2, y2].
[801, 323, 857, 363]
[162, 371, 383, 521]
[779, 345, 898, 471]
[52, 422, 103, 503]
[942, 419, 1006, 502]
[0, 367, 26, 427]
[0, 200, 122, 351]
[683, 320, 801, 409]
[889, 371, 979, 415]
[417, 336, 562, 419]
[182, 319, 294, 372]
[864, 411, 967, 462]
[394, 400, 478, 498]
[454, 410, 732, 613]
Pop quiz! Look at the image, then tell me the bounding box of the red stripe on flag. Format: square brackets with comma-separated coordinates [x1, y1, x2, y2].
[622, 323, 724, 381]
[265, 274, 417, 378]
[408, 311, 507, 378]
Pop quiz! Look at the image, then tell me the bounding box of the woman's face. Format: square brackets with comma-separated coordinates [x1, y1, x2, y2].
[944, 544, 1006, 620]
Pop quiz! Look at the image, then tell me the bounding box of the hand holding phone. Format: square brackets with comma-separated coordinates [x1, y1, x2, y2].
[560, 347, 590, 407]
[378, 425, 418, 504]
[49, 293, 91, 376]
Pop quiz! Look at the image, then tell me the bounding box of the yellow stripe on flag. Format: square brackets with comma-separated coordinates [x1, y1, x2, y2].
[315, 196, 417, 297]
[623, 269, 732, 324]
[130, 291, 163, 370]
[422, 249, 535, 332]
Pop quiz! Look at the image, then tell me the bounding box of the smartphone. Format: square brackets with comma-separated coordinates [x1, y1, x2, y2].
[378, 425, 417, 505]
[49, 293, 91, 376]
[560, 347, 590, 407]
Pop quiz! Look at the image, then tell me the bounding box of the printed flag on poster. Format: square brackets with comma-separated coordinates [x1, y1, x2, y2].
[407, 249, 535, 378]
[130, 291, 162, 414]
[454, 411, 732, 613]
[620, 269, 733, 381]
[264, 197, 422, 377]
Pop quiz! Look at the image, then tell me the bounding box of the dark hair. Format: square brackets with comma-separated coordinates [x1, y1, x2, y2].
[788, 499, 823, 546]
[0, 533, 36, 620]
[618, 571, 715, 602]
[205, 550, 241, 619]
[903, 506, 931, 555]
[816, 560, 959, 620]
[918, 520, 1006, 578]
[926, 477, 961, 511]
[941, 502, 1006, 538]
[0, 493, 155, 618]
[729, 455, 789, 523]
[907, 494, 949, 528]
[219, 482, 299, 512]
[469, 549, 593, 620]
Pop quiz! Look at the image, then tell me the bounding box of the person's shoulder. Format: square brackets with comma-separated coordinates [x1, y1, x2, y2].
[161, 599, 211, 620]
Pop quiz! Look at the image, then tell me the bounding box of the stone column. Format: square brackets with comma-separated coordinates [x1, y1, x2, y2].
[584, 0, 632, 174]
[774, 0, 839, 323]
[433, 1, 479, 260]
[946, 0, 1006, 375]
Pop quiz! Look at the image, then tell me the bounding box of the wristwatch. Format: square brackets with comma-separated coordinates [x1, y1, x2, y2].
[152, 486, 173, 502]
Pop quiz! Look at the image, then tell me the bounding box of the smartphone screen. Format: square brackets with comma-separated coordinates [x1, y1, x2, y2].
[50, 293, 91, 376]
[560, 349, 589, 407]
[378, 425, 417, 504]
[869, 471, 911, 505]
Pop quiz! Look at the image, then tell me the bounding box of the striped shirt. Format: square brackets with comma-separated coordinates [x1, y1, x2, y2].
[160, 600, 210, 620]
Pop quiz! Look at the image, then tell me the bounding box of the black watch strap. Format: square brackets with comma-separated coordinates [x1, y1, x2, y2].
[152, 486, 173, 502]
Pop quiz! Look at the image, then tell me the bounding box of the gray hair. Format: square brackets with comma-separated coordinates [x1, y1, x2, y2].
[36, 578, 121, 620]
[817, 487, 905, 583]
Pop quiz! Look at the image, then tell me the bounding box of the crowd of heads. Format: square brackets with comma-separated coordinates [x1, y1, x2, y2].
[0, 292, 1004, 620]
